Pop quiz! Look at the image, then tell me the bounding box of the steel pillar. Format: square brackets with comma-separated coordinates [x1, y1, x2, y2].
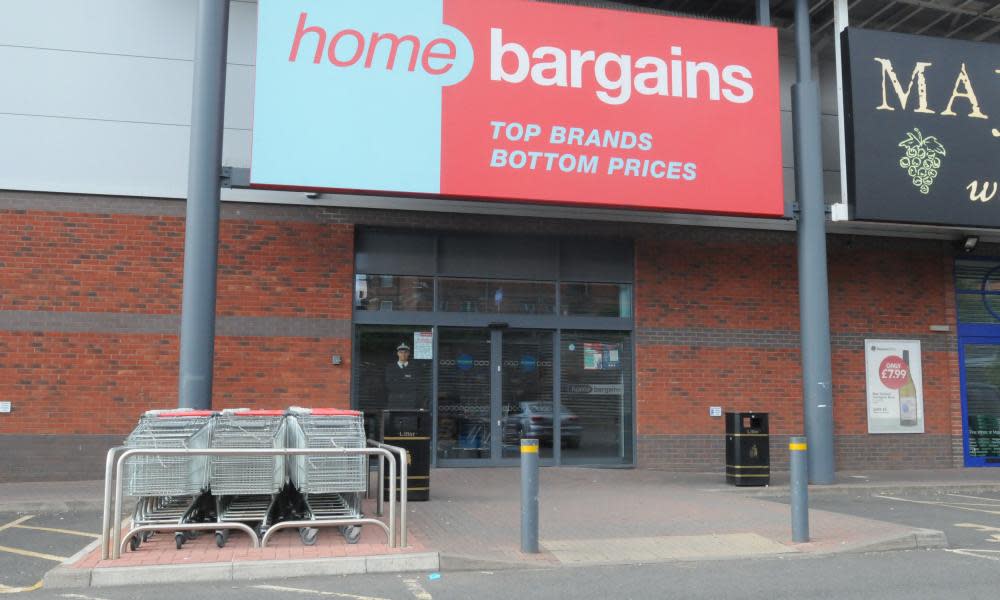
[178, 0, 230, 409]
[757, 0, 771, 26]
[792, 0, 835, 484]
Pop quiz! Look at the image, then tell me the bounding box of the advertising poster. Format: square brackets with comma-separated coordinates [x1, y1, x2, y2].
[864, 340, 924, 434]
[251, 0, 783, 217]
[584, 343, 621, 370]
[413, 331, 434, 360]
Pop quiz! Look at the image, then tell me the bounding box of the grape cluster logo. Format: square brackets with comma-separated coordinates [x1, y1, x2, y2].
[897, 128, 945, 195]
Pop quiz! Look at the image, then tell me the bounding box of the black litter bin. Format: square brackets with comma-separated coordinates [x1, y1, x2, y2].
[381, 409, 431, 501]
[725, 412, 769, 486]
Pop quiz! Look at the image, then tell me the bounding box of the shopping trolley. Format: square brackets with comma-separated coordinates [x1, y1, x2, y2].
[123, 409, 215, 550]
[286, 407, 367, 544]
[208, 409, 287, 547]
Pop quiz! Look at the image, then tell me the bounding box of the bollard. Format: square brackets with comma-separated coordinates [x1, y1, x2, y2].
[789, 436, 809, 543]
[520, 438, 539, 553]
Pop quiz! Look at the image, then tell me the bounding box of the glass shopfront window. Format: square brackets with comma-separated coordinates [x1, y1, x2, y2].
[560, 283, 632, 318]
[559, 330, 633, 465]
[355, 325, 433, 436]
[355, 275, 434, 312]
[964, 345, 1000, 461]
[955, 259, 1000, 467]
[438, 278, 555, 315]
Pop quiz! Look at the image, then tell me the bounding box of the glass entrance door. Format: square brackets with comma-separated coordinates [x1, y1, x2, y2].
[962, 341, 1000, 466]
[500, 330, 555, 461]
[437, 328, 492, 462]
[436, 328, 554, 464]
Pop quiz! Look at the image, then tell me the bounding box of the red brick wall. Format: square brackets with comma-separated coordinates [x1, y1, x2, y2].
[636, 239, 799, 331]
[0, 197, 968, 476]
[217, 221, 353, 319]
[826, 241, 958, 438]
[0, 212, 184, 313]
[635, 235, 962, 470]
[0, 208, 354, 438]
[213, 336, 351, 410]
[0, 332, 177, 434]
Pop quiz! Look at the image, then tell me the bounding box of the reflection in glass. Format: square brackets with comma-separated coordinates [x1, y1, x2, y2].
[500, 330, 554, 460]
[355, 274, 433, 312]
[560, 283, 632, 318]
[438, 278, 555, 314]
[955, 260, 1000, 324]
[965, 344, 1000, 459]
[437, 329, 492, 460]
[560, 331, 632, 464]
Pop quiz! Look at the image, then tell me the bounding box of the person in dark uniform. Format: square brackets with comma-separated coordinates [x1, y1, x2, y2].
[385, 342, 424, 409]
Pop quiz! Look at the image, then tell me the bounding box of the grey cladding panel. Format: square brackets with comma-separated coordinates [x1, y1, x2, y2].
[355, 229, 436, 275]
[438, 234, 558, 280]
[560, 238, 634, 283]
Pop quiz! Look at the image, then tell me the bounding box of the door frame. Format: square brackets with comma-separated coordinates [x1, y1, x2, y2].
[435, 325, 558, 467]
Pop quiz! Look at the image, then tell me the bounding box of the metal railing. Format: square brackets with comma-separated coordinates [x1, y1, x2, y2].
[101, 445, 404, 560]
[367, 440, 409, 548]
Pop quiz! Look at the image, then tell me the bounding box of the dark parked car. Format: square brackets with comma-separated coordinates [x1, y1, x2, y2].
[502, 401, 582, 448]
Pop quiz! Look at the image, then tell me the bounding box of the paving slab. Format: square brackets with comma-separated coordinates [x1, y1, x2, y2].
[545, 533, 794, 565]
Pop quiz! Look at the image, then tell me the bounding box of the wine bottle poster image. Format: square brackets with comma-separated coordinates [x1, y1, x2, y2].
[864, 340, 924, 434]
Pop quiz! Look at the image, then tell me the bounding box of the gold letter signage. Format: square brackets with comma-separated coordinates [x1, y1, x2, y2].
[843, 28, 999, 227]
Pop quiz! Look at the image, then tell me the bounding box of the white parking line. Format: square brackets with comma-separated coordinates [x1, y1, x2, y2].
[945, 548, 1000, 562]
[252, 584, 391, 600]
[60, 593, 114, 600]
[946, 493, 1000, 504]
[875, 494, 1000, 516]
[954, 523, 1000, 543]
[403, 578, 433, 600]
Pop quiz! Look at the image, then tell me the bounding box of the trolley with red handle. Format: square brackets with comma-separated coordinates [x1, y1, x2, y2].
[286, 407, 367, 544]
[123, 409, 216, 550]
[208, 408, 288, 547]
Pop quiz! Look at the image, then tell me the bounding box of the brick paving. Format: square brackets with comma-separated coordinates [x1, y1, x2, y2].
[404, 468, 931, 565]
[72, 498, 423, 570]
[13, 466, 998, 575]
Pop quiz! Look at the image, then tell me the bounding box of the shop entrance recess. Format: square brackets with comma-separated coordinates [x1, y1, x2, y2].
[955, 259, 1000, 467]
[351, 229, 636, 468]
[437, 328, 557, 465]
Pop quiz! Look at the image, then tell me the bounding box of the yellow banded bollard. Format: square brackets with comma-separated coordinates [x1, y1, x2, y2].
[790, 436, 809, 543]
[521, 438, 539, 553]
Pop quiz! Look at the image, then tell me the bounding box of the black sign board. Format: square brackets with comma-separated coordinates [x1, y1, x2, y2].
[842, 28, 999, 227]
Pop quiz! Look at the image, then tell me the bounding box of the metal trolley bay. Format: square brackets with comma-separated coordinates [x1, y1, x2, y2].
[208, 409, 288, 547]
[123, 409, 215, 550]
[286, 407, 368, 544]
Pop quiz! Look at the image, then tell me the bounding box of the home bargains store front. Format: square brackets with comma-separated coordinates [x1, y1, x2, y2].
[0, 1, 988, 481]
[251, 0, 781, 469]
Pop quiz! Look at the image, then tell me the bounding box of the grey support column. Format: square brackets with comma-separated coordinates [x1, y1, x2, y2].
[178, 0, 230, 410]
[757, 0, 771, 26]
[792, 0, 835, 484]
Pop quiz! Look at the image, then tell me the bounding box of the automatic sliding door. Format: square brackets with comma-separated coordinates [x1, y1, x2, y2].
[437, 328, 492, 461]
[500, 330, 554, 460]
